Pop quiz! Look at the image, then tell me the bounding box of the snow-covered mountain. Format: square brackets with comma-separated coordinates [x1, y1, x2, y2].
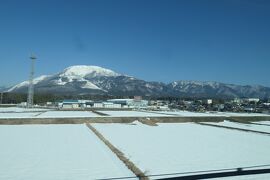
[61, 65, 120, 78]
[167, 81, 270, 98]
[7, 75, 49, 92]
[8, 65, 117, 94]
[7, 65, 270, 98]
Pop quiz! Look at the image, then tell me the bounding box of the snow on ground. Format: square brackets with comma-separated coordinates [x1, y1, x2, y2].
[0, 109, 101, 119]
[93, 123, 270, 179]
[0, 124, 134, 180]
[147, 110, 221, 117]
[98, 110, 173, 117]
[0, 112, 40, 118]
[216, 174, 270, 180]
[205, 120, 270, 133]
[254, 121, 270, 125]
[147, 111, 270, 117]
[215, 112, 270, 117]
[0, 107, 268, 118]
[0, 107, 50, 113]
[36, 111, 100, 118]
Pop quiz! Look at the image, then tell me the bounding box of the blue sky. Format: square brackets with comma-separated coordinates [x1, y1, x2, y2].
[0, 0, 270, 87]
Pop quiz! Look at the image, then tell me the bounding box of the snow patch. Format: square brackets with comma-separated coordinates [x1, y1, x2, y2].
[61, 65, 121, 78]
[81, 81, 101, 89]
[54, 78, 67, 85]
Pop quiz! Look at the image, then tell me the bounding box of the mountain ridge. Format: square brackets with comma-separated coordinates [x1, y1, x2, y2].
[6, 65, 270, 98]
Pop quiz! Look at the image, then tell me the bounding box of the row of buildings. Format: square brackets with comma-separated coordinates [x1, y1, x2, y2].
[24, 96, 269, 113]
[55, 97, 149, 109]
[167, 98, 270, 113]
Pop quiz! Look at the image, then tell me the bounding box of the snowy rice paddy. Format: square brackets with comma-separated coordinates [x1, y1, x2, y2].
[0, 107, 269, 119]
[98, 110, 173, 117]
[37, 111, 99, 118]
[147, 110, 270, 117]
[214, 174, 270, 180]
[0, 107, 49, 113]
[0, 124, 134, 180]
[205, 120, 270, 133]
[147, 110, 222, 117]
[93, 122, 270, 179]
[0, 109, 100, 119]
[215, 112, 270, 117]
[254, 121, 270, 125]
[0, 112, 41, 118]
[0, 105, 270, 179]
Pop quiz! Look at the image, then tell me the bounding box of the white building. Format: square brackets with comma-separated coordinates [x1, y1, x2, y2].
[207, 99, 213, 105]
[246, 98, 260, 103]
[233, 98, 243, 104]
[103, 102, 121, 108]
[107, 98, 148, 108]
[61, 100, 80, 109]
[93, 103, 103, 108]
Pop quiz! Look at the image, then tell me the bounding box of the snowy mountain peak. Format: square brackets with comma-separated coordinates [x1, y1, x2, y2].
[61, 65, 121, 78]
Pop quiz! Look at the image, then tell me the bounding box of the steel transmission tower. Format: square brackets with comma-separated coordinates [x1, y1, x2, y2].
[27, 55, 37, 108]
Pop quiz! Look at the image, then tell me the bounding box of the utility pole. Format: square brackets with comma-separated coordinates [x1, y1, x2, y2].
[27, 54, 37, 108]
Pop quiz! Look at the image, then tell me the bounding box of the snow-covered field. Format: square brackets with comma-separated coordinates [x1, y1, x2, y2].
[93, 122, 270, 179]
[0, 124, 134, 180]
[0, 107, 49, 112]
[98, 110, 173, 117]
[0, 108, 101, 119]
[0, 107, 269, 119]
[254, 121, 270, 125]
[37, 111, 100, 118]
[147, 110, 222, 117]
[215, 112, 270, 117]
[147, 110, 270, 117]
[0, 112, 41, 118]
[206, 120, 270, 133]
[216, 174, 270, 180]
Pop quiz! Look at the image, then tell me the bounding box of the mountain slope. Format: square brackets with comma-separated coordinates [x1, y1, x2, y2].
[7, 65, 270, 98]
[168, 81, 270, 98]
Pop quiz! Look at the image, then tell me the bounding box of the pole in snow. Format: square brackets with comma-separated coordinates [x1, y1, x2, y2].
[27, 54, 37, 108]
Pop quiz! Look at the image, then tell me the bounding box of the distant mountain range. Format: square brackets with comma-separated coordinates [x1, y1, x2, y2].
[5, 65, 270, 98]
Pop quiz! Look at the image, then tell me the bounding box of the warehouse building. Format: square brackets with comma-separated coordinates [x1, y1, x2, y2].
[107, 98, 148, 108]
